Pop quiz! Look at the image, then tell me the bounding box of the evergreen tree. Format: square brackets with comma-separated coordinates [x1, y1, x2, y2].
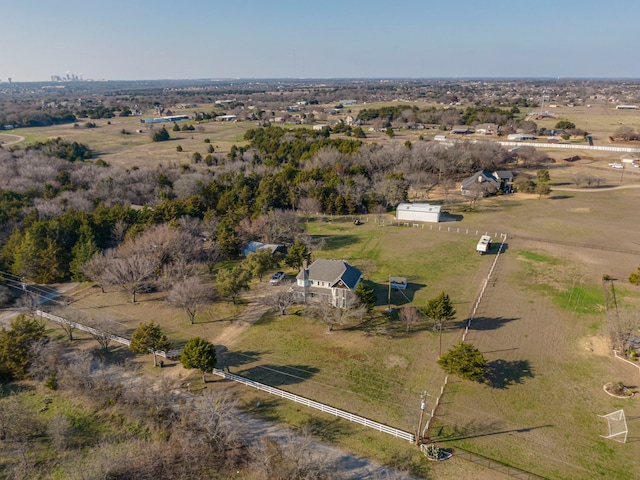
[180, 336, 217, 383]
[130, 322, 172, 367]
[0, 315, 47, 381]
[152, 126, 170, 142]
[355, 281, 376, 311]
[69, 224, 99, 281]
[438, 342, 486, 382]
[284, 240, 311, 271]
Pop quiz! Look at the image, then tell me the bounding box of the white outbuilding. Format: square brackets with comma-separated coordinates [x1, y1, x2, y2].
[395, 203, 441, 223]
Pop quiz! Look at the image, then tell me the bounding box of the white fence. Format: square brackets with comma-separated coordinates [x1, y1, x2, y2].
[212, 368, 415, 443]
[497, 141, 640, 153]
[36, 310, 181, 358]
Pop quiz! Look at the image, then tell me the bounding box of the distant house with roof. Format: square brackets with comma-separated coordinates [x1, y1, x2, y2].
[620, 153, 640, 165]
[292, 259, 362, 308]
[474, 123, 499, 135]
[241, 241, 287, 258]
[461, 170, 503, 197]
[451, 125, 472, 135]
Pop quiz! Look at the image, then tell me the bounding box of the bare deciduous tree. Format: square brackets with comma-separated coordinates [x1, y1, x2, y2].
[249, 430, 337, 480]
[298, 196, 322, 221]
[167, 276, 215, 324]
[88, 316, 121, 352]
[262, 289, 297, 316]
[48, 415, 72, 450]
[398, 306, 421, 333]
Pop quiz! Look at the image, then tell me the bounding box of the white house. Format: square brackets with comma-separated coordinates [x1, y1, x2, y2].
[395, 203, 441, 223]
[292, 259, 362, 308]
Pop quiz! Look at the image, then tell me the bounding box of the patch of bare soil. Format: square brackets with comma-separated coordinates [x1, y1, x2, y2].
[583, 335, 611, 356]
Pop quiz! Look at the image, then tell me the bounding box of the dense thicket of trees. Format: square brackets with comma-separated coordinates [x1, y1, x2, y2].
[0, 124, 518, 285]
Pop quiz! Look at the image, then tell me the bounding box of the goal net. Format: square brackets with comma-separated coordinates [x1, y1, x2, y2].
[599, 409, 628, 443]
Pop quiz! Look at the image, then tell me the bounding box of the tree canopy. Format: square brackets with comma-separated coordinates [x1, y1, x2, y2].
[421, 292, 456, 357]
[180, 337, 217, 383]
[0, 315, 47, 381]
[438, 342, 486, 382]
[129, 322, 173, 367]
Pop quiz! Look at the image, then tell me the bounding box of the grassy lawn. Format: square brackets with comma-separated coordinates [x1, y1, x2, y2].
[225, 190, 640, 479]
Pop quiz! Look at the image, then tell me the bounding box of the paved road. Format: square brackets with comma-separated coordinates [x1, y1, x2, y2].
[0, 283, 78, 329]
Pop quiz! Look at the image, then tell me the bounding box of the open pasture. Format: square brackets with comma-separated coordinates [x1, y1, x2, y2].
[226, 187, 640, 478]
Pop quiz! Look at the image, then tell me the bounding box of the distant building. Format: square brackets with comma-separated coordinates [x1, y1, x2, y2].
[474, 123, 499, 135]
[461, 170, 502, 197]
[241, 241, 287, 258]
[451, 125, 472, 135]
[507, 133, 536, 141]
[616, 105, 638, 110]
[141, 115, 189, 124]
[216, 115, 237, 122]
[395, 203, 442, 223]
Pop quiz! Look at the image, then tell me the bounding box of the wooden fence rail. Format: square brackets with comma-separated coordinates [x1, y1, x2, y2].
[36, 310, 181, 358]
[212, 368, 415, 443]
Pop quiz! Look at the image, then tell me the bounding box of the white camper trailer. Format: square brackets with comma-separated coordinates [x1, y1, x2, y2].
[476, 235, 492, 254]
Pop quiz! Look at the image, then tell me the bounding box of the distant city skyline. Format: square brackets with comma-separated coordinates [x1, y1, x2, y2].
[2, 0, 640, 82]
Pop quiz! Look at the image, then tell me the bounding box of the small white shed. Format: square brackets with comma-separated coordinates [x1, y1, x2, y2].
[395, 203, 441, 223]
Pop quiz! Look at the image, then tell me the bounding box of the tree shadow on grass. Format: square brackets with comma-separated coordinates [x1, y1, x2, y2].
[238, 364, 320, 386]
[485, 359, 534, 389]
[242, 398, 285, 423]
[218, 348, 268, 368]
[370, 282, 427, 308]
[312, 234, 359, 250]
[460, 316, 520, 331]
[298, 416, 356, 443]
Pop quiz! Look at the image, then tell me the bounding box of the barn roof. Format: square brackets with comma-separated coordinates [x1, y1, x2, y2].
[396, 203, 442, 213]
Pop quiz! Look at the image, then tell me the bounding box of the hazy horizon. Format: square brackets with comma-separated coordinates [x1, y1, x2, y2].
[3, 0, 640, 82]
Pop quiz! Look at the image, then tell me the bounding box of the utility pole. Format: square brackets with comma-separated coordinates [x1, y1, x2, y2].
[416, 391, 427, 445]
[387, 274, 391, 312]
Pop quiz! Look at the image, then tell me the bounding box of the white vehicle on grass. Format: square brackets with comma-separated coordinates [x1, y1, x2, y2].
[270, 271, 286, 285]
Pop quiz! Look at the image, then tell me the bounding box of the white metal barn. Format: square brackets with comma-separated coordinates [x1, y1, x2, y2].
[395, 203, 441, 223]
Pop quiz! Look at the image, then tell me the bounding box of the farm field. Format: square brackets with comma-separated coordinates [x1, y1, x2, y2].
[56, 182, 640, 479]
[223, 188, 640, 479]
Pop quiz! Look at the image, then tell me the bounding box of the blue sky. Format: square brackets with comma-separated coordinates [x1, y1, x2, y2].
[2, 0, 639, 81]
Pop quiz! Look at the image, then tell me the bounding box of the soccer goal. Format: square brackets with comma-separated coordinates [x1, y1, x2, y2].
[599, 409, 628, 443]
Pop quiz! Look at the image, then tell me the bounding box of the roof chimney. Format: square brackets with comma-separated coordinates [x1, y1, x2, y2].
[303, 259, 308, 270]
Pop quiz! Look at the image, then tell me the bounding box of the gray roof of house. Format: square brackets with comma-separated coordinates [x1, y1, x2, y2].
[296, 259, 362, 290]
[461, 170, 500, 190]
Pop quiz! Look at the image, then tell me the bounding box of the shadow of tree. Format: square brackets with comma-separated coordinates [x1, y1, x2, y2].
[459, 316, 520, 331]
[371, 282, 427, 307]
[313, 234, 360, 250]
[237, 364, 320, 386]
[485, 359, 534, 389]
[218, 349, 267, 368]
[298, 416, 356, 443]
